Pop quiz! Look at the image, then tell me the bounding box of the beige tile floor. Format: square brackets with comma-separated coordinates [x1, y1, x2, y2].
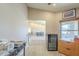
[25, 46, 65, 56]
[25, 36, 65, 56]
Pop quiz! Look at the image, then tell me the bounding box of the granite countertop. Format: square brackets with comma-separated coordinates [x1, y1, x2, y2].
[8, 41, 26, 56]
[0, 41, 26, 56]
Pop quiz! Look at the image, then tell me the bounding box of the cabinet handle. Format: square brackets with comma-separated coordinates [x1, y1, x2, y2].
[66, 48, 71, 50]
[66, 41, 70, 43]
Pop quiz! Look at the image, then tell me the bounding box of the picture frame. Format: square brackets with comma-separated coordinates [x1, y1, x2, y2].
[63, 8, 76, 19]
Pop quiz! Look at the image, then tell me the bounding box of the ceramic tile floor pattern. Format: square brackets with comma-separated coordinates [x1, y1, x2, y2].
[25, 46, 65, 56]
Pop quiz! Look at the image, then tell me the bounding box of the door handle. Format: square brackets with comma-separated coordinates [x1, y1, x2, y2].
[66, 48, 71, 50]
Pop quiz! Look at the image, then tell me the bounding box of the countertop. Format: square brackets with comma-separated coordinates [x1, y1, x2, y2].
[0, 41, 26, 56]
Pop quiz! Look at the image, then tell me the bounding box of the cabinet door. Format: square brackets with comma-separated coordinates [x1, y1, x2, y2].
[60, 20, 79, 56]
[58, 40, 75, 56]
[74, 39, 79, 56]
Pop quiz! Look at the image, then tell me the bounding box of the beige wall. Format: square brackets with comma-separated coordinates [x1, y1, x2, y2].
[28, 7, 79, 40]
[28, 7, 63, 41]
[28, 8, 57, 34]
[54, 12, 62, 39]
[28, 7, 79, 52]
[28, 7, 63, 50]
[0, 3, 28, 41]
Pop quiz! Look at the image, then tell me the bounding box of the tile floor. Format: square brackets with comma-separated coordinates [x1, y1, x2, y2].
[25, 36, 65, 56]
[25, 46, 65, 56]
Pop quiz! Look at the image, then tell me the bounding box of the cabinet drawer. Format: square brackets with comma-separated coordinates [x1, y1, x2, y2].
[64, 43, 74, 48]
[75, 44, 79, 55]
[59, 46, 74, 56]
[58, 40, 75, 55]
[64, 47, 73, 55]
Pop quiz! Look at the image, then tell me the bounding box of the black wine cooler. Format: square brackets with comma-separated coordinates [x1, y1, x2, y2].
[48, 34, 58, 51]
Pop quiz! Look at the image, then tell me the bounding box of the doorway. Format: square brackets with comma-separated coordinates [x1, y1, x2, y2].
[26, 20, 47, 56]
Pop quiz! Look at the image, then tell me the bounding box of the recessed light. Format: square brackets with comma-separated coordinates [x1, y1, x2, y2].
[48, 3, 56, 6]
[53, 3, 56, 6]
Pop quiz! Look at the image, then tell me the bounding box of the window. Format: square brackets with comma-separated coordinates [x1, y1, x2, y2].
[60, 21, 78, 42]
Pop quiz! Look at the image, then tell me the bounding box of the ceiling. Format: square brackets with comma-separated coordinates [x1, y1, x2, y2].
[27, 3, 79, 12]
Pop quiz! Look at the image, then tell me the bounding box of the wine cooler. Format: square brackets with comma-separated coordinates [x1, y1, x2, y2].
[48, 34, 58, 51]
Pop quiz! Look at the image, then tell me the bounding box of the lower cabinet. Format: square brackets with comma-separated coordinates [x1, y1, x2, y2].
[75, 39, 79, 56]
[58, 40, 76, 56]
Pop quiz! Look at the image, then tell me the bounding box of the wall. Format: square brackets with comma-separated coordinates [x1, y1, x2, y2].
[0, 3, 28, 41]
[28, 7, 63, 50]
[29, 8, 79, 36]
[55, 8, 79, 40]
[28, 8, 57, 34]
[54, 12, 62, 39]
